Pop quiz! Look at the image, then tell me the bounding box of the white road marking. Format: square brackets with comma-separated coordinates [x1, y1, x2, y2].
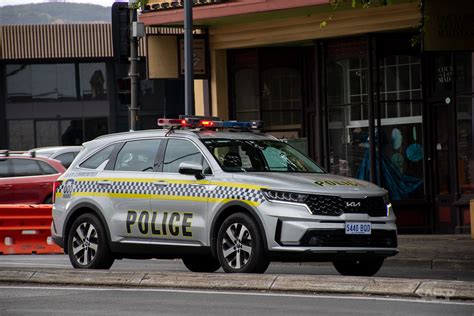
[0, 285, 472, 306]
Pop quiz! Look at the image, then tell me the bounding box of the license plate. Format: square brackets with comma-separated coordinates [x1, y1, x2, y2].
[345, 222, 372, 235]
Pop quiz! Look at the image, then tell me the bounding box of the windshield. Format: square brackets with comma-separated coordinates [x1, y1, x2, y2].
[202, 139, 325, 173]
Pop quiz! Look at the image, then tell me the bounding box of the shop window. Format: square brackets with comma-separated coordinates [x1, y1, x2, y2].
[79, 63, 107, 100]
[326, 56, 368, 178]
[379, 56, 422, 119]
[261, 67, 302, 128]
[61, 120, 84, 146]
[8, 120, 34, 151]
[235, 68, 259, 121]
[6, 65, 32, 103]
[378, 55, 424, 200]
[36, 121, 59, 147]
[84, 118, 109, 141]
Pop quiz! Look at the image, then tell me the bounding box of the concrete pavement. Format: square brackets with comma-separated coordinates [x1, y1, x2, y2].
[388, 235, 474, 271]
[0, 267, 473, 301]
[0, 234, 473, 301]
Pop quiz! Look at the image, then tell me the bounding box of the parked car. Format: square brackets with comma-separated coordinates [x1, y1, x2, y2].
[0, 153, 66, 204]
[24, 146, 82, 168]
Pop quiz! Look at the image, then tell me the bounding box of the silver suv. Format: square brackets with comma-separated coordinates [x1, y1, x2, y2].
[52, 118, 397, 276]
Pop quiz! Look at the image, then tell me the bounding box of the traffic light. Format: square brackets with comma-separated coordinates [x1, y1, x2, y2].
[112, 2, 130, 62]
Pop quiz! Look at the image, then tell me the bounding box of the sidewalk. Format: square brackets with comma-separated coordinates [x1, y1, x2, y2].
[0, 234, 472, 301]
[387, 235, 474, 271]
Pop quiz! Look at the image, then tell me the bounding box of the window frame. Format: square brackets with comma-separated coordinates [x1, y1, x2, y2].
[159, 137, 213, 175]
[112, 138, 164, 173]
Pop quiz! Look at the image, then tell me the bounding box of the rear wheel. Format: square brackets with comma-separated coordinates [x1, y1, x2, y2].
[67, 213, 114, 269]
[332, 258, 384, 276]
[216, 213, 269, 273]
[182, 255, 221, 272]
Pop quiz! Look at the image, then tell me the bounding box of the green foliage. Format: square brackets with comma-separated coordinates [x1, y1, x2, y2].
[0, 3, 111, 25]
[131, 0, 149, 10]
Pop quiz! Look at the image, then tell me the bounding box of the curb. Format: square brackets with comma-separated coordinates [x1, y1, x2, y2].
[0, 268, 473, 301]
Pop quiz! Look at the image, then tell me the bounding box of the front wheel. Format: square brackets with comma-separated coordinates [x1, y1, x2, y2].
[216, 213, 269, 273]
[67, 213, 114, 269]
[182, 255, 221, 272]
[332, 258, 384, 276]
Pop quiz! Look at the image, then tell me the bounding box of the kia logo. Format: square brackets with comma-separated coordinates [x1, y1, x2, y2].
[346, 201, 360, 207]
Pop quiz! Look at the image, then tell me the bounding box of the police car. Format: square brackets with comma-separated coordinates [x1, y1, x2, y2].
[51, 116, 398, 276]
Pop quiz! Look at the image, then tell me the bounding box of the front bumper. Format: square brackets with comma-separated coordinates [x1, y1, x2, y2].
[258, 200, 398, 257]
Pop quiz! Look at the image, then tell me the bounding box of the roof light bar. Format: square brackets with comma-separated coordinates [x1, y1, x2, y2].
[157, 116, 264, 130]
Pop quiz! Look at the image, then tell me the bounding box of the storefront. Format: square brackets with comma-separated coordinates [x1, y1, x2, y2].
[122, 0, 474, 233]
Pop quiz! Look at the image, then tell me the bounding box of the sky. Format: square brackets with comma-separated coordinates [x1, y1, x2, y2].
[0, 0, 127, 7]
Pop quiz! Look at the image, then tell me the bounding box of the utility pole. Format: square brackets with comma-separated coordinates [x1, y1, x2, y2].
[129, 0, 139, 130]
[184, 0, 194, 116]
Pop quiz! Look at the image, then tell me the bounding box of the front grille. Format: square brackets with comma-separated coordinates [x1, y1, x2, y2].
[305, 195, 387, 217]
[300, 229, 397, 248]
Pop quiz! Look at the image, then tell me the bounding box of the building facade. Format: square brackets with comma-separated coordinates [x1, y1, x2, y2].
[140, 0, 474, 234]
[0, 24, 185, 151]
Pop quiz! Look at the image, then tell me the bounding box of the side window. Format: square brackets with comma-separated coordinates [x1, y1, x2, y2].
[163, 139, 206, 173]
[114, 139, 161, 172]
[37, 161, 58, 174]
[11, 159, 42, 176]
[80, 144, 116, 170]
[55, 152, 75, 168]
[0, 160, 10, 177]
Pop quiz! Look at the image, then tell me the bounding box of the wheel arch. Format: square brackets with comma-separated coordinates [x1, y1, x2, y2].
[209, 201, 268, 258]
[62, 202, 112, 254]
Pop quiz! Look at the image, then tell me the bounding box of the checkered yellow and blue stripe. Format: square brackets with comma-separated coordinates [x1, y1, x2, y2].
[56, 178, 266, 205]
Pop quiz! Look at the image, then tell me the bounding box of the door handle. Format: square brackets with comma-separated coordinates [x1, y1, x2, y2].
[40, 182, 50, 188]
[153, 181, 169, 187]
[98, 180, 112, 186]
[2, 184, 13, 189]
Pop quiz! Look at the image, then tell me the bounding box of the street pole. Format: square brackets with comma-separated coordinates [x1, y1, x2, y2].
[129, 1, 139, 131]
[184, 0, 194, 116]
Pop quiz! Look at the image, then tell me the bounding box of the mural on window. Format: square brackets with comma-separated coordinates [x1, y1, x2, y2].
[327, 54, 424, 200]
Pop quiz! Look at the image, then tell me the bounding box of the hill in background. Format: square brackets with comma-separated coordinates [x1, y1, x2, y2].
[0, 3, 111, 25]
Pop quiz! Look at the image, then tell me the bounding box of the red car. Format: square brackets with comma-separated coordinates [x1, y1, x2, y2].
[0, 155, 66, 204]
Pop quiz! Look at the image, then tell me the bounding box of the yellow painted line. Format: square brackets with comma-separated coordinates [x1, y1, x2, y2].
[67, 192, 261, 206]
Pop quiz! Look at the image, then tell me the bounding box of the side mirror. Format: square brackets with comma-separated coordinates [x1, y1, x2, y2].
[178, 162, 204, 180]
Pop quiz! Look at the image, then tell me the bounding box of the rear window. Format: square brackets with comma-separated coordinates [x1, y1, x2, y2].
[11, 159, 43, 176]
[55, 152, 75, 168]
[80, 144, 117, 170]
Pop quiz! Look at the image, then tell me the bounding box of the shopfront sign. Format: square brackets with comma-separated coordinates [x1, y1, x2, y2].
[146, 35, 208, 79]
[424, 0, 474, 51]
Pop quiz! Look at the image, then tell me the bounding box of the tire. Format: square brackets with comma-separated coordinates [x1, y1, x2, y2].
[216, 212, 269, 273]
[182, 255, 221, 272]
[332, 258, 384, 276]
[67, 213, 114, 269]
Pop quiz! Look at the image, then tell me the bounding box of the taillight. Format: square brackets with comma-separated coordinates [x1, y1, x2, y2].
[52, 180, 62, 203]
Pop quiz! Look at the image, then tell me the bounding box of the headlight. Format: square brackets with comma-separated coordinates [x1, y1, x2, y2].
[383, 193, 390, 205]
[261, 189, 308, 203]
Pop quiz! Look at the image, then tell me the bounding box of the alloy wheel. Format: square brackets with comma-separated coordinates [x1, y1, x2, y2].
[221, 223, 252, 269]
[72, 222, 98, 266]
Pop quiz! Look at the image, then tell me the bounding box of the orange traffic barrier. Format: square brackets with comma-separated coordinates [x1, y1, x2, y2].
[0, 204, 63, 255]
